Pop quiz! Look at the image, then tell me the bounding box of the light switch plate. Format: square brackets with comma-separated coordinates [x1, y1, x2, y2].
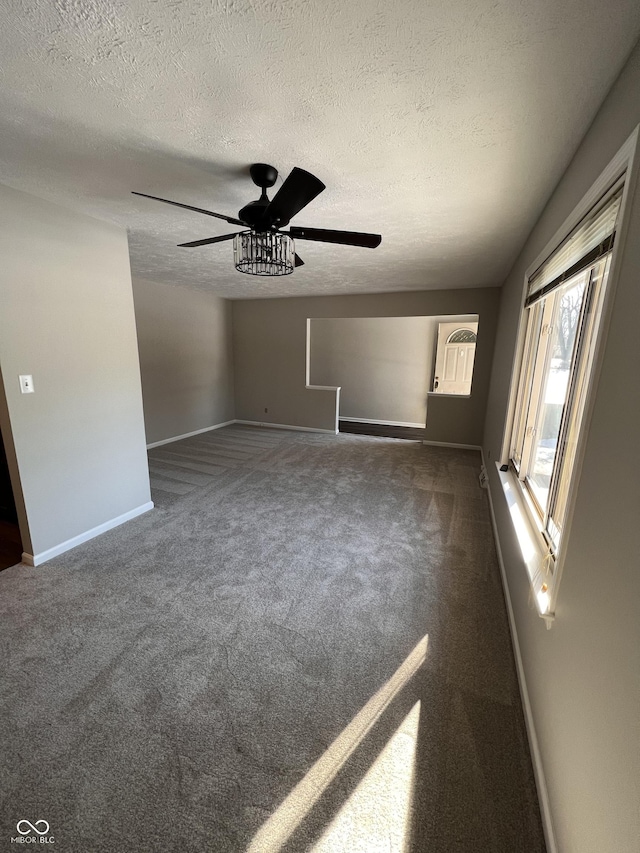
[19, 374, 34, 394]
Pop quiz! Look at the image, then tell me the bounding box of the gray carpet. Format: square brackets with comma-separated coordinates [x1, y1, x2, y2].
[0, 425, 546, 852]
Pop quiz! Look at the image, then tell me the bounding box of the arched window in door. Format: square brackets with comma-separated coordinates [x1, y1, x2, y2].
[447, 329, 477, 344]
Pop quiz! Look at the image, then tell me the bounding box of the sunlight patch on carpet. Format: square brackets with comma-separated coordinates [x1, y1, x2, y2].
[247, 635, 428, 853]
[311, 700, 420, 852]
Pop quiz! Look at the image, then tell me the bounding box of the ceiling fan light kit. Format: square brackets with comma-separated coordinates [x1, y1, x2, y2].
[233, 230, 294, 276]
[132, 163, 381, 277]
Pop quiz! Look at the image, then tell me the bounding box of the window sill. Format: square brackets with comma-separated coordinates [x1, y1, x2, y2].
[495, 462, 555, 626]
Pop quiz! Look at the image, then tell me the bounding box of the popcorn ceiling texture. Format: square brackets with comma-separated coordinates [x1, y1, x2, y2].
[0, 0, 639, 298]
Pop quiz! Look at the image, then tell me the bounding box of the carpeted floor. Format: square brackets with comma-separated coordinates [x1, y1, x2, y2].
[0, 425, 546, 852]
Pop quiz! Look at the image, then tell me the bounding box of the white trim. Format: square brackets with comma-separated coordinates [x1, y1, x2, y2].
[495, 463, 555, 623]
[422, 439, 481, 450]
[146, 420, 236, 449]
[306, 384, 340, 391]
[340, 416, 425, 429]
[21, 501, 154, 567]
[305, 318, 312, 385]
[427, 392, 472, 399]
[305, 318, 341, 434]
[234, 419, 336, 434]
[482, 451, 558, 853]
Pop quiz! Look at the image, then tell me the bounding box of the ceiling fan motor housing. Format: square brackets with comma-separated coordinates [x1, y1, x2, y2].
[239, 163, 280, 229]
[238, 198, 272, 229]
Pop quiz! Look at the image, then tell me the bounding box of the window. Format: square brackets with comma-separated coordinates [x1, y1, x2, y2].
[447, 329, 477, 344]
[505, 176, 626, 615]
[510, 257, 609, 546]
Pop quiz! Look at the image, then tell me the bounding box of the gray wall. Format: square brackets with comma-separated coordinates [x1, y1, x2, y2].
[233, 288, 499, 445]
[310, 316, 435, 425]
[483, 42, 640, 853]
[133, 278, 235, 445]
[0, 184, 151, 559]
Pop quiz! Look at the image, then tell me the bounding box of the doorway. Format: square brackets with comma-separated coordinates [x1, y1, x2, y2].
[0, 425, 23, 571]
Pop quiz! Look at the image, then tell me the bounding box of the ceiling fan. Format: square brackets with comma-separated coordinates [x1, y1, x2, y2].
[132, 163, 382, 276]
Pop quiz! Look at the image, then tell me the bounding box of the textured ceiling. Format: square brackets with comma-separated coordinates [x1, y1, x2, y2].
[1, 1, 639, 299]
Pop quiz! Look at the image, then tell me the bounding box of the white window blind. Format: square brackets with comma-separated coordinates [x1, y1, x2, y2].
[526, 180, 624, 306]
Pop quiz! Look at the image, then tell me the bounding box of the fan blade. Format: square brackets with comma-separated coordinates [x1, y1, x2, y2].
[290, 226, 381, 248]
[178, 233, 239, 247]
[294, 253, 305, 268]
[263, 168, 325, 227]
[132, 191, 246, 227]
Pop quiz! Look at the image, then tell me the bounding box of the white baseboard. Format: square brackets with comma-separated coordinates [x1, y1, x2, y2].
[422, 439, 481, 450]
[339, 416, 426, 429]
[146, 420, 236, 449]
[22, 501, 154, 567]
[482, 450, 557, 853]
[234, 419, 336, 434]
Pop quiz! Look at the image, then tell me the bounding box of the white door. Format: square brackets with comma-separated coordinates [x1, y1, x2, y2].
[433, 322, 478, 395]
